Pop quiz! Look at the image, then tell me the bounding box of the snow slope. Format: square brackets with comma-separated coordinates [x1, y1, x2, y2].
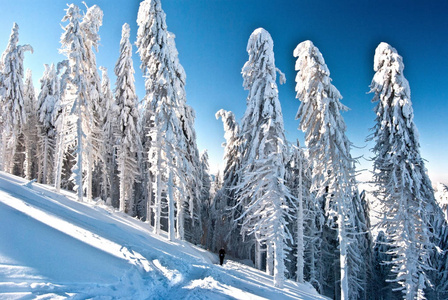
[0, 172, 327, 299]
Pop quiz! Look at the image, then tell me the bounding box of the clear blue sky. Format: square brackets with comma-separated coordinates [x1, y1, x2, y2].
[1, 0, 447, 184]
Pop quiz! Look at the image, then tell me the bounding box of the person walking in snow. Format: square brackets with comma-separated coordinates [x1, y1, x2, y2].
[219, 248, 226, 266]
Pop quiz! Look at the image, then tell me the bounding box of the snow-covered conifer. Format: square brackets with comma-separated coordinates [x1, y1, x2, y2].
[197, 150, 212, 246]
[37, 64, 59, 184]
[0, 23, 33, 174]
[237, 28, 293, 288]
[216, 109, 241, 198]
[427, 186, 448, 299]
[369, 42, 442, 300]
[114, 23, 141, 215]
[373, 231, 399, 300]
[285, 142, 317, 284]
[59, 4, 94, 201]
[436, 183, 448, 222]
[350, 190, 374, 299]
[53, 60, 71, 192]
[22, 69, 38, 180]
[136, 0, 201, 241]
[99, 66, 118, 204]
[214, 109, 245, 255]
[294, 40, 359, 299]
[80, 4, 104, 201]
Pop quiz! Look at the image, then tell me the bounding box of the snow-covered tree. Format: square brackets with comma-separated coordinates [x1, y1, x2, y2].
[369, 42, 441, 300]
[80, 4, 104, 202]
[59, 4, 96, 201]
[372, 231, 399, 300]
[136, 0, 201, 241]
[214, 109, 245, 255]
[428, 185, 448, 299]
[0, 23, 33, 174]
[99, 66, 118, 205]
[436, 183, 448, 222]
[198, 150, 212, 246]
[286, 143, 325, 291]
[350, 190, 374, 300]
[237, 28, 293, 288]
[114, 23, 141, 215]
[294, 40, 359, 299]
[53, 60, 71, 193]
[285, 142, 317, 284]
[37, 64, 59, 184]
[22, 69, 38, 180]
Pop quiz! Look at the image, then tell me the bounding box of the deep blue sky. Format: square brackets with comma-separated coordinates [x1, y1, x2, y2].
[1, 0, 447, 183]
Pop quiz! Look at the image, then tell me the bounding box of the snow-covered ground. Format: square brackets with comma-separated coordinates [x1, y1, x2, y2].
[0, 171, 327, 299]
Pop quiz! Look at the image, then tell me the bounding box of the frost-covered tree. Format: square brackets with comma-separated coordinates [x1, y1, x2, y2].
[294, 40, 359, 299]
[53, 60, 71, 193]
[22, 69, 38, 180]
[372, 231, 399, 300]
[59, 4, 96, 201]
[350, 190, 374, 300]
[286, 144, 325, 291]
[99, 66, 118, 205]
[214, 109, 245, 255]
[198, 150, 212, 246]
[37, 64, 59, 184]
[369, 42, 441, 300]
[237, 28, 293, 288]
[285, 142, 319, 285]
[436, 183, 448, 222]
[114, 23, 141, 215]
[136, 0, 201, 241]
[427, 185, 448, 299]
[80, 4, 104, 201]
[58, 4, 104, 201]
[0, 23, 33, 174]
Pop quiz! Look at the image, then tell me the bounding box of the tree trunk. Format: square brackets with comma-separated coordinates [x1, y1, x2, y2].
[147, 172, 153, 226]
[168, 170, 175, 241]
[274, 233, 285, 288]
[24, 137, 32, 180]
[119, 152, 126, 213]
[76, 110, 83, 202]
[338, 204, 349, 300]
[255, 241, 262, 270]
[296, 157, 304, 283]
[266, 241, 274, 276]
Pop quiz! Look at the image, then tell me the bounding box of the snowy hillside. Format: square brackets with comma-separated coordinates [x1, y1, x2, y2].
[0, 172, 327, 299]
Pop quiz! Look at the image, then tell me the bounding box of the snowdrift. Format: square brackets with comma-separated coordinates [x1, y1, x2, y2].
[0, 171, 327, 299]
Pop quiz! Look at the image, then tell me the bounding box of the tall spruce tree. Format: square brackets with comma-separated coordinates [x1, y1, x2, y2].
[136, 0, 200, 241]
[58, 4, 104, 201]
[369, 42, 442, 300]
[99, 66, 118, 205]
[294, 40, 361, 300]
[237, 28, 293, 288]
[53, 60, 71, 193]
[114, 23, 141, 215]
[0, 23, 33, 174]
[22, 69, 38, 180]
[431, 183, 448, 300]
[214, 109, 244, 255]
[37, 64, 59, 184]
[60, 4, 92, 201]
[285, 142, 318, 284]
[436, 183, 448, 222]
[80, 4, 104, 201]
[373, 231, 399, 300]
[197, 150, 212, 246]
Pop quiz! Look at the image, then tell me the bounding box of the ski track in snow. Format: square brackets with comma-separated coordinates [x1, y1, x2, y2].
[0, 172, 327, 299]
